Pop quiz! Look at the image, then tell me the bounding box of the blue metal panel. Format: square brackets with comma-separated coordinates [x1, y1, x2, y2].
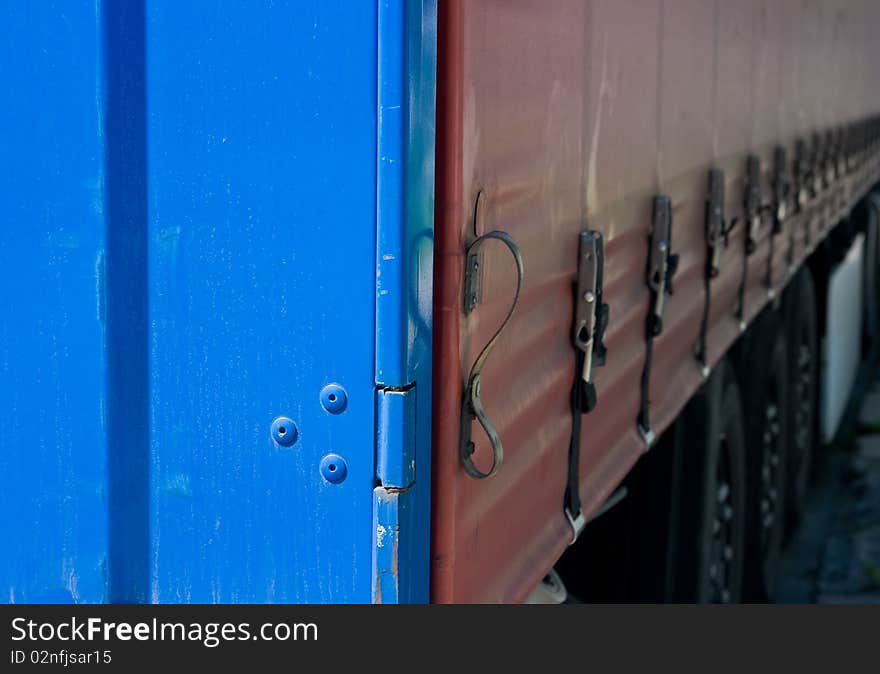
[0, 2, 108, 603]
[0, 0, 436, 605]
[145, 1, 380, 603]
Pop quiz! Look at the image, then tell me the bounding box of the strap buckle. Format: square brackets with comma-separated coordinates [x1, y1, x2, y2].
[810, 132, 823, 197]
[744, 154, 767, 255]
[563, 229, 610, 543]
[699, 169, 735, 370]
[705, 168, 735, 278]
[573, 231, 608, 412]
[639, 195, 677, 445]
[647, 195, 677, 335]
[823, 129, 837, 186]
[564, 507, 586, 545]
[773, 145, 790, 228]
[795, 138, 810, 209]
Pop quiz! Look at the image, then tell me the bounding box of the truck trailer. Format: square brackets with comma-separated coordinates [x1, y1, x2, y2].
[2, 0, 880, 604]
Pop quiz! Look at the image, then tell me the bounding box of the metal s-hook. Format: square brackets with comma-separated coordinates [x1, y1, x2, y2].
[458, 229, 524, 479]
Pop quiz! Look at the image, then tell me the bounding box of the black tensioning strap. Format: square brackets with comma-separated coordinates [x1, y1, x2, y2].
[562, 230, 608, 541]
[638, 195, 677, 443]
[564, 348, 590, 521]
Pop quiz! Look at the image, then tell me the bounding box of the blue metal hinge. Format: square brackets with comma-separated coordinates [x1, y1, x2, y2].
[372, 384, 416, 603]
[376, 385, 416, 488]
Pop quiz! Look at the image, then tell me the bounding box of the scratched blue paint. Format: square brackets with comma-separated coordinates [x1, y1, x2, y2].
[0, 0, 436, 605]
[145, 1, 380, 603]
[372, 487, 405, 604]
[0, 2, 108, 603]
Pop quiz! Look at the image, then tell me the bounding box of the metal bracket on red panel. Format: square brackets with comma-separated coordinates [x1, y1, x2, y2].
[849, 121, 863, 174]
[738, 155, 773, 326]
[766, 146, 790, 293]
[705, 168, 735, 279]
[854, 121, 862, 173]
[794, 138, 809, 213]
[854, 121, 863, 173]
[809, 132, 823, 200]
[744, 154, 770, 256]
[458, 230, 523, 480]
[816, 131, 827, 192]
[824, 129, 837, 188]
[572, 230, 609, 412]
[772, 146, 790, 234]
[801, 134, 826, 248]
[637, 195, 678, 446]
[697, 168, 736, 374]
[564, 230, 609, 543]
[835, 127, 846, 179]
[845, 123, 857, 174]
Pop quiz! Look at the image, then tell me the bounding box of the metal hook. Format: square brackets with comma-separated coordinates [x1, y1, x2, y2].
[459, 230, 524, 479]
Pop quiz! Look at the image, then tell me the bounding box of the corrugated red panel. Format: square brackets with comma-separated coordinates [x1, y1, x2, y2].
[432, 0, 880, 603]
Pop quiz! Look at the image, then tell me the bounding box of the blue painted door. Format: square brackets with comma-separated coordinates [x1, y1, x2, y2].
[0, 2, 108, 604]
[1, 1, 434, 604]
[145, 2, 381, 604]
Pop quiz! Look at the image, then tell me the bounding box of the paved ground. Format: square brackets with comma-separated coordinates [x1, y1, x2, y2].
[774, 383, 880, 603]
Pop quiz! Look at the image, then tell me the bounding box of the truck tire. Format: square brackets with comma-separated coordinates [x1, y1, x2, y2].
[783, 269, 819, 531]
[740, 311, 788, 601]
[670, 359, 746, 603]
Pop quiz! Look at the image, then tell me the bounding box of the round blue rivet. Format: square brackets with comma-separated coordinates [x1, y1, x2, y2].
[270, 416, 298, 446]
[320, 453, 347, 483]
[320, 384, 347, 414]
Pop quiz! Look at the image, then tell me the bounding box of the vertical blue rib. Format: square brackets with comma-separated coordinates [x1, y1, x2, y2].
[0, 1, 108, 604]
[376, 0, 406, 386]
[372, 0, 437, 603]
[103, 0, 150, 603]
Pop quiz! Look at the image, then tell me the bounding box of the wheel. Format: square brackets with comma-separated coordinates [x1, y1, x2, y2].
[669, 359, 747, 603]
[740, 310, 788, 601]
[782, 268, 819, 531]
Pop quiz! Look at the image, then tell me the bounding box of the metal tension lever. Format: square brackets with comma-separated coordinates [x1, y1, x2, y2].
[744, 154, 776, 255]
[564, 229, 609, 544]
[706, 167, 737, 278]
[773, 146, 790, 231]
[638, 195, 679, 446]
[647, 196, 678, 336]
[823, 129, 838, 187]
[573, 230, 609, 413]
[810, 132, 824, 197]
[794, 138, 810, 210]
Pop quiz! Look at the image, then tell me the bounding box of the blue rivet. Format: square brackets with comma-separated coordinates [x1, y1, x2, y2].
[270, 416, 298, 446]
[320, 384, 347, 414]
[320, 453, 347, 483]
